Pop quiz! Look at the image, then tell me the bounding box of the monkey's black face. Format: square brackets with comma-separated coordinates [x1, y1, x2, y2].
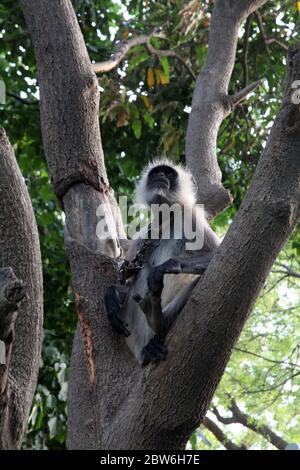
[146, 165, 179, 205]
[146, 165, 178, 200]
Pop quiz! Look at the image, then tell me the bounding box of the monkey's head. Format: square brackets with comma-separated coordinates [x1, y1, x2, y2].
[135, 158, 197, 207]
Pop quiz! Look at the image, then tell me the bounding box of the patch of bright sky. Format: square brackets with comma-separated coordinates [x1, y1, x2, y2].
[277, 283, 299, 308]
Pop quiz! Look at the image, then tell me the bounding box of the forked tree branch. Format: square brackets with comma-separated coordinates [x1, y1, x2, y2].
[92, 31, 165, 73]
[255, 11, 288, 53]
[92, 30, 196, 80]
[212, 399, 289, 450]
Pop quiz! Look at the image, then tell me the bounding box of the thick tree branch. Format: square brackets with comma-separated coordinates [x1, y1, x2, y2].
[0, 128, 43, 449]
[203, 416, 246, 450]
[185, 0, 268, 216]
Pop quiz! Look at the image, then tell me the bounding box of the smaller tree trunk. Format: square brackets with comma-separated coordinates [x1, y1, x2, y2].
[0, 128, 43, 449]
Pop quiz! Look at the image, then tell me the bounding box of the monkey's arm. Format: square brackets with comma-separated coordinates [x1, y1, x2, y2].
[149, 251, 214, 285]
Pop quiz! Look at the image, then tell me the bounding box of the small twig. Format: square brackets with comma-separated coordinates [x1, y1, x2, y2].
[233, 347, 300, 369]
[255, 13, 288, 53]
[255, 12, 272, 61]
[7, 92, 38, 106]
[145, 41, 196, 80]
[265, 37, 288, 52]
[242, 14, 253, 87]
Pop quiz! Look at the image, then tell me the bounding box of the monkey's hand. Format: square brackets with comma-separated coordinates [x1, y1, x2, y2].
[141, 335, 168, 366]
[104, 286, 131, 337]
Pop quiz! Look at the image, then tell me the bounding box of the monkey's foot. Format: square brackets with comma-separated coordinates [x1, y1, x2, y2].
[141, 335, 168, 366]
[104, 286, 131, 337]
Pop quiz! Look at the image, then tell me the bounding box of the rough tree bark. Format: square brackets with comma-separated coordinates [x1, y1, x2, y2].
[0, 128, 43, 449]
[19, 0, 300, 450]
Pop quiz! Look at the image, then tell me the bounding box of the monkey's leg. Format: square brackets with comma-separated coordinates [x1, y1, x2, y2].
[135, 252, 214, 365]
[134, 267, 165, 337]
[104, 285, 131, 337]
[142, 252, 214, 332]
[133, 269, 168, 366]
[162, 277, 199, 331]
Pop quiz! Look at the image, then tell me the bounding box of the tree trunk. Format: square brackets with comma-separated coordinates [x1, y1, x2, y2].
[0, 128, 43, 449]
[20, 0, 300, 450]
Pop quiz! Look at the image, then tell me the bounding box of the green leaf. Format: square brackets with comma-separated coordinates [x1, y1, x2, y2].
[144, 112, 155, 129]
[132, 120, 142, 139]
[190, 432, 197, 450]
[160, 56, 170, 78]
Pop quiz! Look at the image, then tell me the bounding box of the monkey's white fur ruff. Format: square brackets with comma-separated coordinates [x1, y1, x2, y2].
[134, 157, 197, 207]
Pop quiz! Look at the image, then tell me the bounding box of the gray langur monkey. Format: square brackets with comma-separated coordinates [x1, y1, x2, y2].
[105, 158, 220, 365]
